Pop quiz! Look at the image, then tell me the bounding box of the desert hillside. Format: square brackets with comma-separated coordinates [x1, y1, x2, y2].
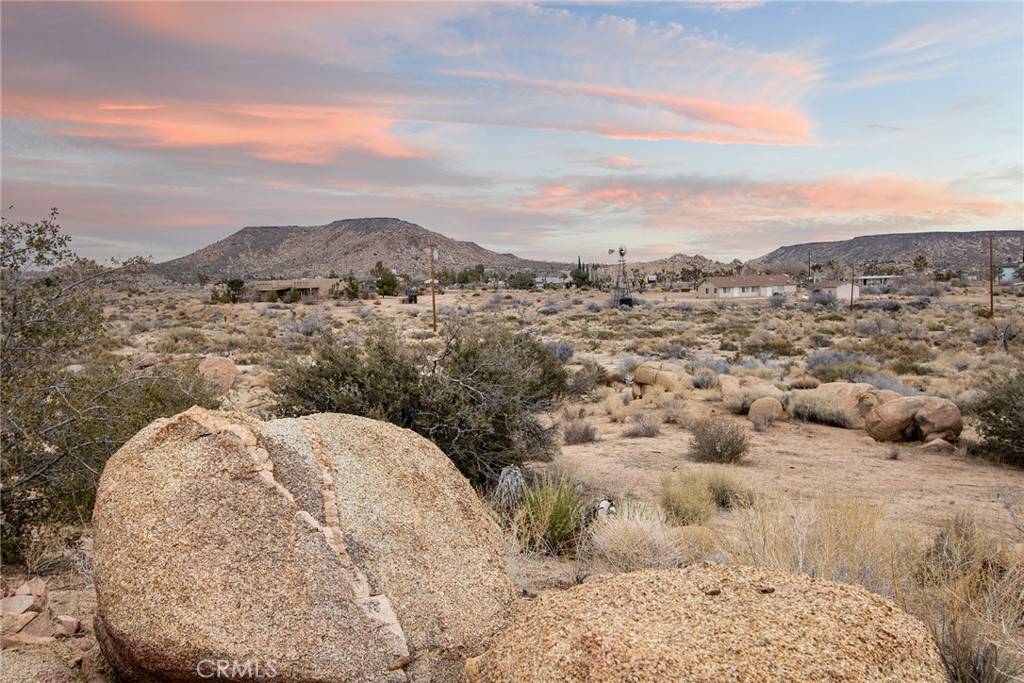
[155, 217, 569, 281]
[751, 230, 1024, 272]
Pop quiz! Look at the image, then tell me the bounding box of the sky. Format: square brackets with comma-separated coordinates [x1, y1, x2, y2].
[2, 1, 1022, 264]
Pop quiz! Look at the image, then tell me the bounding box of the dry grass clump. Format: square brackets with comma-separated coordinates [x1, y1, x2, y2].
[689, 416, 749, 463]
[724, 495, 1024, 681]
[623, 413, 661, 438]
[562, 420, 600, 445]
[659, 468, 753, 526]
[691, 367, 720, 389]
[586, 500, 707, 572]
[787, 391, 852, 428]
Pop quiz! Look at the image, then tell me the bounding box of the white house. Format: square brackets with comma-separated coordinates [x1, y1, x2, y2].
[812, 281, 860, 302]
[854, 274, 900, 288]
[996, 263, 1022, 284]
[697, 275, 796, 299]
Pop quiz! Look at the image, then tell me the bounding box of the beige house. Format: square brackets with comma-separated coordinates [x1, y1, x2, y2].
[252, 278, 341, 301]
[812, 280, 860, 302]
[697, 275, 796, 299]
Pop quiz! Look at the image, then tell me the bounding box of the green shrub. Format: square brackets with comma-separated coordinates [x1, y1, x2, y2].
[969, 368, 1024, 466]
[518, 475, 587, 554]
[285, 288, 302, 304]
[689, 416, 749, 464]
[272, 321, 568, 484]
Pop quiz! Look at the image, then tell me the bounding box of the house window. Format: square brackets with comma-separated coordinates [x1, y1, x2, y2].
[722, 287, 732, 294]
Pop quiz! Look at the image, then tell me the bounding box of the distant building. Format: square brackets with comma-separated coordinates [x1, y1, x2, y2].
[996, 263, 1023, 283]
[854, 274, 900, 288]
[697, 275, 796, 299]
[812, 281, 860, 302]
[534, 275, 571, 288]
[252, 277, 341, 301]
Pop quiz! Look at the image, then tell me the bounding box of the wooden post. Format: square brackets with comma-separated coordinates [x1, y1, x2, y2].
[849, 264, 855, 311]
[989, 233, 995, 319]
[430, 242, 438, 332]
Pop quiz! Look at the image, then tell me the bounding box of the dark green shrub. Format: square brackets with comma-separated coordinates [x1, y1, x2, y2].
[969, 368, 1024, 466]
[272, 321, 567, 483]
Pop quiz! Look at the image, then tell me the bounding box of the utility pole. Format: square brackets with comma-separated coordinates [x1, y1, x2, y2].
[430, 242, 438, 332]
[849, 264, 855, 311]
[807, 251, 811, 284]
[989, 233, 994, 319]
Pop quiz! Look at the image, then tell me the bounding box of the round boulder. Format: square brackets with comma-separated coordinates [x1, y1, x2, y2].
[632, 362, 689, 394]
[93, 407, 515, 682]
[197, 355, 238, 395]
[465, 564, 945, 683]
[865, 396, 962, 443]
[748, 396, 785, 426]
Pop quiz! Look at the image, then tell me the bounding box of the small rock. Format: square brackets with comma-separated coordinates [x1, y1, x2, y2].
[920, 438, 955, 454]
[56, 615, 81, 635]
[1, 633, 55, 648]
[3, 611, 37, 634]
[15, 577, 48, 600]
[2, 594, 40, 616]
[20, 612, 57, 638]
[198, 355, 238, 395]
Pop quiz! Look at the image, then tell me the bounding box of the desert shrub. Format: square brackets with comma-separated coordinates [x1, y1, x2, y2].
[769, 293, 786, 309]
[810, 290, 836, 307]
[691, 367, 720, 389]
[489, 465, 526, 516]
[272, 321, 567, 483]
[563, 420, 599, 445]
[787, 391, 852, 428]
[567, 359, 611, 397]
[689, 416, 749, 463]
[968, 368, 1024, 466]
[283, 311, 326, 338]
[516, 475, 588, 554]
[623, 413, 661, 438]
[851, 372, 920, 396]
[659, 474, 715, 525]
[586, 500, 698, 572]
[805, 349, 877, 382]
[931, 611, 1023, 683]
[618, 355, 644, 376]
[545, 340, 574, 362]
[789, 375, 820, 390]
[686, 467, 754, 509]
[1, 211, 219, 562]
[285, 288, 302, 304]
[742, 335, 798, 357]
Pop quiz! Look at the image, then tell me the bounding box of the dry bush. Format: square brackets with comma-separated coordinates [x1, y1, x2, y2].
[689, 416, 749, 463]
[602, 392, 633, 423]
[724, 494, 913, 596]
[692, 367, 720, 389]
[563, 420, 599, 445]
[659, 473, 715, 526]
[787, 391, 852, 428]
[586, 500, 698, 572]
[623, 413, 661, 438]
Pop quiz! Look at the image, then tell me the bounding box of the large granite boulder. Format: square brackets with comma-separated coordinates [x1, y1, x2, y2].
[864, 396, 963, 443]
[197, 355, 238, 395]
[465, 564, 945, 682]
[786, 382, 891, 429]
[93, 407, 515, 682]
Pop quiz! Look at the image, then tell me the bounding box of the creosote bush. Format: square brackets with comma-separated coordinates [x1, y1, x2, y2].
[272, 320, 568, 484]
[623, 413, 661, 438]
[689, 416, 750, 464]
[968, 368, 1024, 467]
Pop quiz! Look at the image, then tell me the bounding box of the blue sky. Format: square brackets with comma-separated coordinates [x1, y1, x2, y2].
[2, 1, 1021, 264]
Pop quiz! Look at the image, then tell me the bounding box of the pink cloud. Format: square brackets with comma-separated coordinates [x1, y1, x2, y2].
[523, 174, 1012, 226]
[3, 95, 421, 164]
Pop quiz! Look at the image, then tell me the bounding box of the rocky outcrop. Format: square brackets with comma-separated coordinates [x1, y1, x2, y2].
[465, 564, 945, 682]
[93, 407, 515, 682]
[786, 382, 895, 429]
[864, 396, 963, 443]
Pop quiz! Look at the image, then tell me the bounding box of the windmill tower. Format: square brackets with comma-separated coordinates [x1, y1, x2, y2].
[608, 246, 634, 308]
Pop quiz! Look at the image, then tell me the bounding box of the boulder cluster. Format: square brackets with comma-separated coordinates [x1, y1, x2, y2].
[2, 578, 81, 647]
[85, 407, 950, 682]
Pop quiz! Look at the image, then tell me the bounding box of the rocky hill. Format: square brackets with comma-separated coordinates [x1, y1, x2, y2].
[751, 231, 1023, 273]
[154, 218, 569, 281]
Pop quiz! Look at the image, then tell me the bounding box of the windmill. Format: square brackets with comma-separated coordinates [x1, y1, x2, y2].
[609, 246, 633, 308]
